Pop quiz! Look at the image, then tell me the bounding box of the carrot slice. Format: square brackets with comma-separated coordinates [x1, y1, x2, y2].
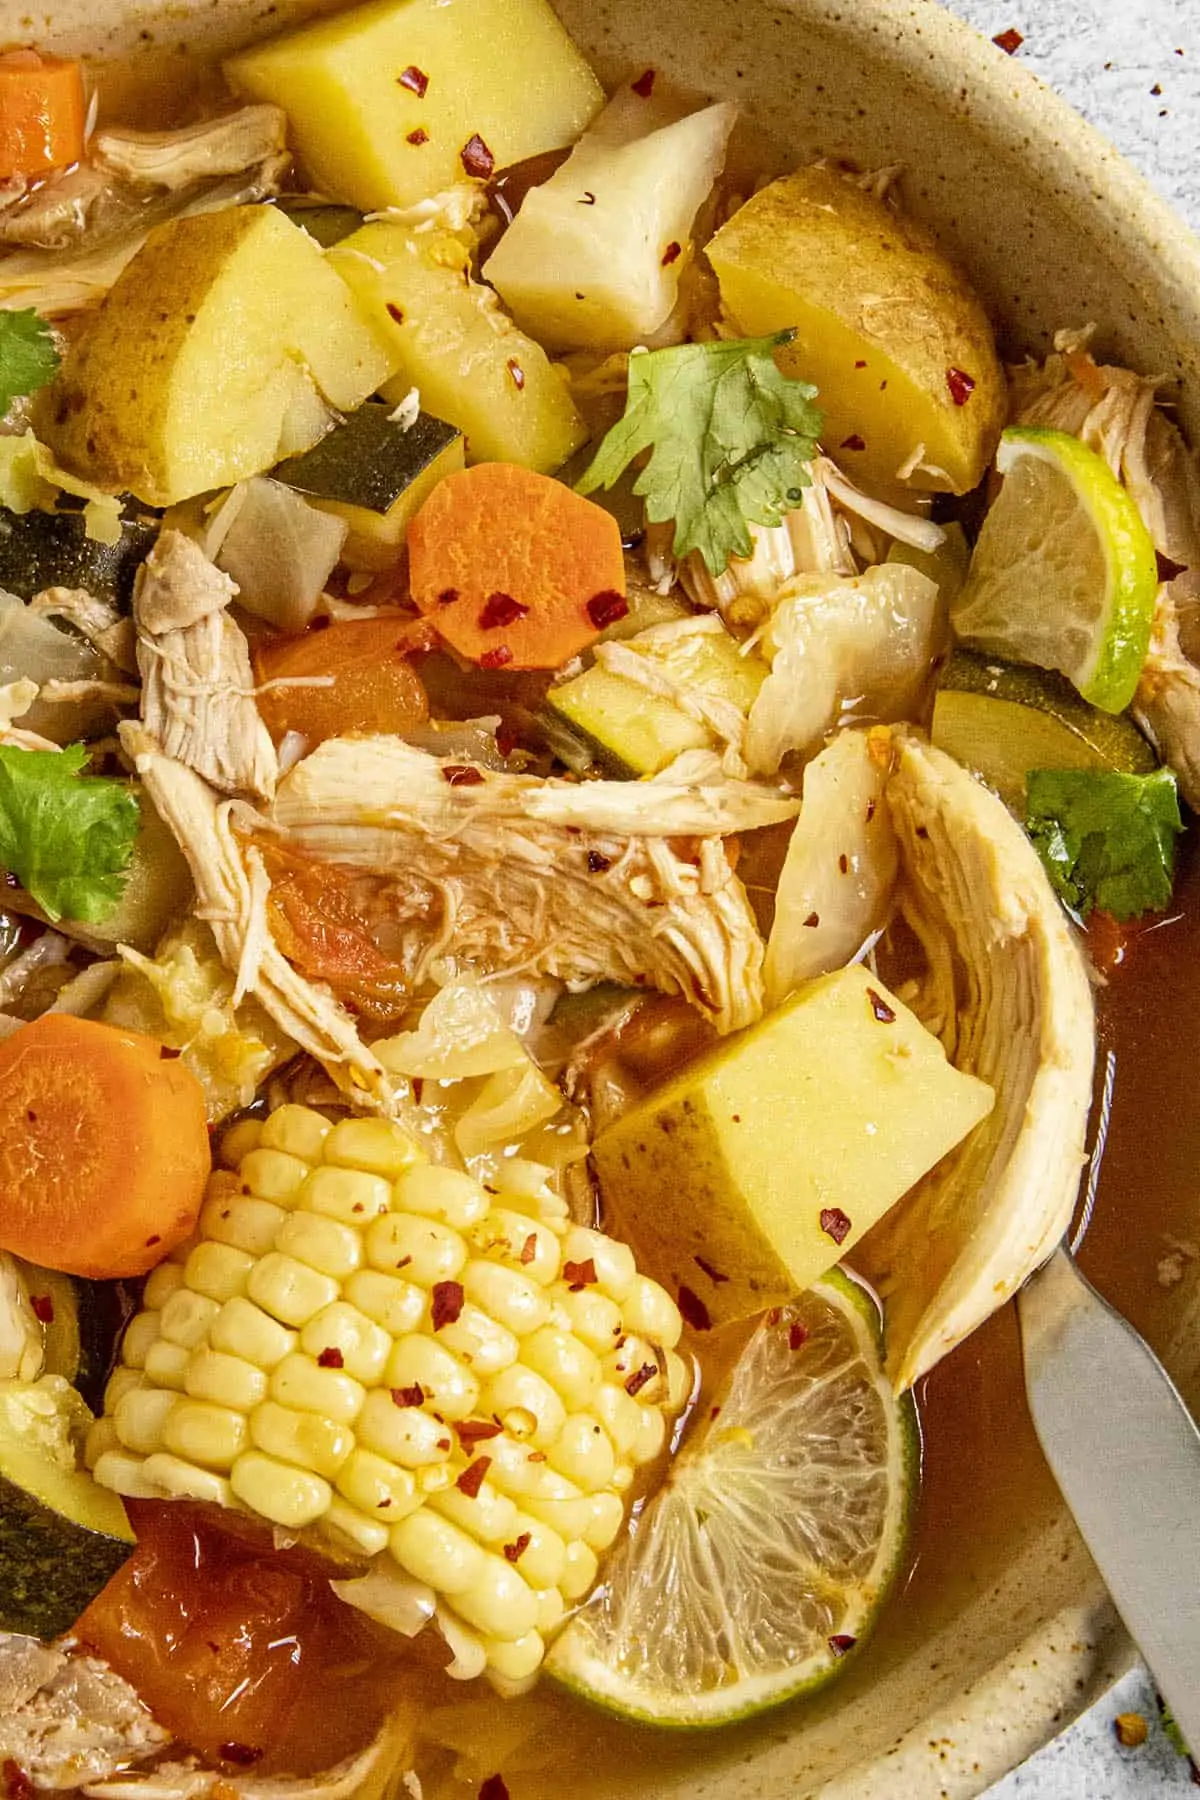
[0, 1014, 209, 1279]
[407, 462, 627, 670]
[0, 52, 87, 180]
[254, 614, 433, 748]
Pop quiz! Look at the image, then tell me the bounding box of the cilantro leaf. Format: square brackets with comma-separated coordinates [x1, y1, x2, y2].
[577, 333, 823, 577]
[1025, 766, 1183, 922]
[0, 743, 140, 923]
[0, 309, 60, 419]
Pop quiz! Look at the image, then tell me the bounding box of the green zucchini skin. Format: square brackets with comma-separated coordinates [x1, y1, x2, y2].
[0, 1469, 132, 1639]
[273, 198, 365, 248]
[0, 507, 159, 604]
[74, 1279, 142, 1417]
[277, 401, 461, 513]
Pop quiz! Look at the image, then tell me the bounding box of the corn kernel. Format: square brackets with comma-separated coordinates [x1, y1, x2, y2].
[239, 1146, 311, 1205]
[546, 1413, 615, 1493]
[259, 1103, 331, 1164]
[325, 1116, 421, 1178]
[592, 1382, 644, 1459]
[358, 1390, 454, 1467]
[366, 1214, 467, 1287]
[396, 1164, 489, 1231]
[323, 1497, 391, 1559]
[665, 1349, 694, 1412]
[484, 1433, 570, 1499]
[485, 1365, 566, 1447]
[604, 1334, 663, 1395]
[469, 1210, 561, 1286]
[620, 1275, 684, 1350]
[520, 1487, 593, 1541]
[390, 1509, 485, 1596]
[144, 1339, 192, 1391]
[119, 1310, 161, 1369]
[142, 1262, 185, 1310]
[632, 1404, 667, 1466]
[535, 1586, 565, 1634]
[200, 1195, 288, 1260]
[344, 1269, 425, 1337]
[484, 1630, 545, 1682]
[554, 1287, 624, 1353]
[560, 1539, 598, 1601]
[209, 1295, 297, 1371]
[104, 1366, 145, 1411]
[142, 1453, 233, 1509]
[435, 1303, 519, 1378]
[231, 1450, 332, 1527]
[160, 1287, 220, 1348]
[561, 1227, 635, 1302]
[248, 1251, 340, 1326]
[417, 1462, 455, 1495]
[271, 1353, 366, 1426]
[430, 1478, 520, 1546]
[300, 1301, 391, 1385]
[85, 1417, 120, 1469]
[582, 1489, 626, 1551]
[522, 1327, 602, 1412]
[336, 1447, 421, 1520]
[451, 1552, 539, 1641]
[184, 1241, 255, 1304]
[303, 1163, 392, 1226]
[92, 1451, 164, 1501]
[218, 1116, 263, 1169]
[462, 1261, 550, 1336]
[163, 1400, 248, 1471]
[184, 1347, 268, 1412]
[501, 1512, 566, 1590]
[251, 1399, 354, 1478]
[275, 1211, 363, 1281]
[612, 1464, 634, 1492]
[385, 1336, 479, 1421]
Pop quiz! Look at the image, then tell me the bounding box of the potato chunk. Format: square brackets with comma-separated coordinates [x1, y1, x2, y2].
[225, 0, 604, 212]
[708, 166, 1006, 495]
[593, 964, 994, 1327]
[42, 206, 396, 507]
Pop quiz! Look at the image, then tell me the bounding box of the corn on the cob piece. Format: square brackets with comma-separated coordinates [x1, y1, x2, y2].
[92, 1104, 684, 1682]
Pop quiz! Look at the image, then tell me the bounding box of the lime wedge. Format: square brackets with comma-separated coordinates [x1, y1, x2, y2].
[545, 1271, 917, 1728]
[951, 426, 1158, 713]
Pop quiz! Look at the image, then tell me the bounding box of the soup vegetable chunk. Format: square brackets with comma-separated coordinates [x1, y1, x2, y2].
[0, 0, 1194, 1792]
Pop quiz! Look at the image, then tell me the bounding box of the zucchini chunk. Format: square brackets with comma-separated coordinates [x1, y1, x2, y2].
[272, 197, 365, 247]
[0, 505, 158, 604]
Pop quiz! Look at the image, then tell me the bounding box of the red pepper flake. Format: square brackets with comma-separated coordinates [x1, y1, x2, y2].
[443, 763, 485, 786]
[564, 1258, 598, 1290]
[946, 366, 976, 406]
[526, 1449, 547, 1462]
[587, 850, 611, 874]
[461, 134, 495, 179]
[318, 1347, 344, 1369]
[436, 1437, 452, 1451]
[406, 127, 429, 146]
[4, 1764, 34, 1800]
[503, 1531, 532, 1563]
[520, 1232, 538, 1265]
[495, 721, 518, 759]
[803, 911, 820, 927]
[866, 798, 877, 822]
[411, 1080, 424, 1106]
[866, 987, 896, 1023]
[480, 645, 514, 669]
[1157, 550, 1187, 583]
[854, 358, 868, 368]
[30, 1295, 54, 1324]
[456, 1456, 491, 1499]
[788, 1321, 809, 1351]
[458, 1418, 504, 1449]
[661, 240, 682, 266]
[677, 1285, 712, 1331]
[391, 1383, 425, 1408]
[631, 67, 656, 96]
[437, 586, 459, 606]
[991, 26, 1023, 53]
[819, 1207, 852, 1246]
[478, 1780, 510, 1800]
[827, 1634, 857, 1657]
[840, 433, 867, 451]
[766, 1307, 782, 1326]
[693, 1255, 729, 1286]
[386, 302, 405, 325]
[838, 853, 849, 874]
[478, 590, 529, 631]
[399, 64, 429, 96]
[506, 358, 526, 391]
[625, 1362, 657, 1397]
[587, 589, 629, 630]
[219, 1745, 264, 1769]
[709, 1403, 721, 1420]
[432, 1280, 465, 1330]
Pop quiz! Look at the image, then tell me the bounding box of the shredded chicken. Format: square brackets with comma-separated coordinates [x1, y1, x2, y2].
[0, 1253, 44, 1381]
[0, 676, 57, 749]
[85, 1725, 409, 1800]
[134, 531, 278, 801]
[92, 108, 289, 194]
[31, 590, 139, 676]
[0, 1634, 169, 1791]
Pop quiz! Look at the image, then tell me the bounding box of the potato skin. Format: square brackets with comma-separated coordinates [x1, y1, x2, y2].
[709, 166, 1006, 495]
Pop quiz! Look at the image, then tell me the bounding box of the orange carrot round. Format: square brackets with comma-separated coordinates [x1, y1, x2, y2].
[408, 462, 627, 671]
[0, 1014, 209, 1279]
[254, 613, 433, 747]
[0, 52, 87, 180]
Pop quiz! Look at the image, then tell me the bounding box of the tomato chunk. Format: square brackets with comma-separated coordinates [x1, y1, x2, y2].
[254, 614, 433, 747]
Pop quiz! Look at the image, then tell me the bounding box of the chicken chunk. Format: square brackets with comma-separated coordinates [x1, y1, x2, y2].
[0, 1634, 169, 1791]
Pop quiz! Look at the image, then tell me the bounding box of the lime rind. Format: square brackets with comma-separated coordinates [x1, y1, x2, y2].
[545, 1270, 918, 1730]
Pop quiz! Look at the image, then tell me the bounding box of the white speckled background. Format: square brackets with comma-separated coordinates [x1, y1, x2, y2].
[940, 4, 1200, 1790]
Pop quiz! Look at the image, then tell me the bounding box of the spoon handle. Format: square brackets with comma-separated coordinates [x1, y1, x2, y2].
[1018, 1245, 1200, 1755]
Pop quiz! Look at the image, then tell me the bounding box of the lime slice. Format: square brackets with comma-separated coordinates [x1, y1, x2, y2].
[932, 649, 1157, 811]
[951, 425, 1158, 714]
[546, 1270, 917, 1728]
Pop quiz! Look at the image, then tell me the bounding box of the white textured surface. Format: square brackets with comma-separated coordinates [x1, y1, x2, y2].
[940, 6, 1200, 1790]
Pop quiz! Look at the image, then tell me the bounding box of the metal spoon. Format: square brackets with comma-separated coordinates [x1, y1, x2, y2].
[1018, 1244, 1200, 1753]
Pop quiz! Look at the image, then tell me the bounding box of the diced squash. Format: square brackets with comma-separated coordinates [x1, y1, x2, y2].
[707, 166, 1006, 495]
[486, 96, 737, 353]
[40, 207, 397, 507]
[277, 400, 464, 571]
[593, 964, 995, 1328]
[330, 222, 586, 471]
[225, 0, 604, 212]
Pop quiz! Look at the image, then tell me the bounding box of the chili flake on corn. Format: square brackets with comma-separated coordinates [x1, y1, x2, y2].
[89, 1104, 687, 1681]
